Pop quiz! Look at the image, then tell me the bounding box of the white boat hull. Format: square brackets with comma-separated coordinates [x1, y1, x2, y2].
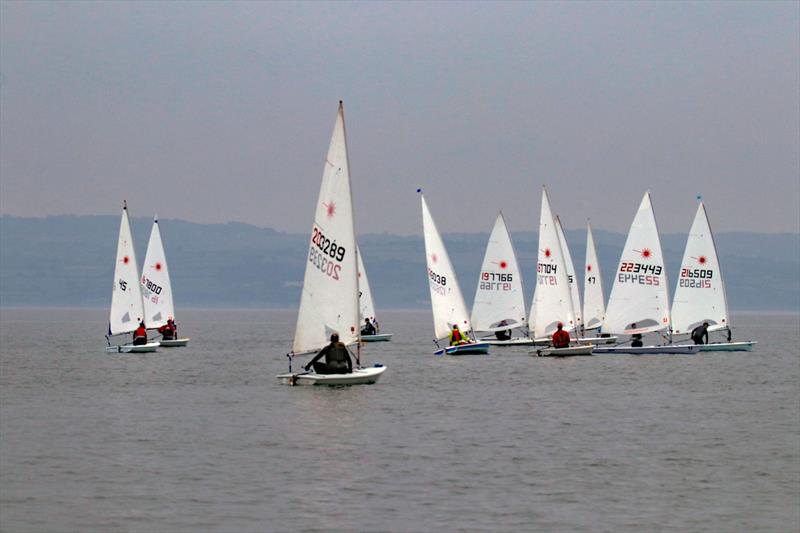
[534, 345, 594, 357]
[105, 342, 160, 353]
[361, 334, 392, 342]
[276, 365, 387, 386]
[698, 341, 756, 352]
[434, 342, 491, 356]
[158, 338, 190, 347]
[578, 335, 618, 345]
[593, 344, 699, 355]
[478, 337, 536, 346]
[531, 335, 616, 345]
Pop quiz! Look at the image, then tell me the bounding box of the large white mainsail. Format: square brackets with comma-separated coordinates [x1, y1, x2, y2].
[671, 201, 729, 335]
[356, 245, 376, 322]
[582, 223, 606, 330]
[555, 216, 582, 330]
[292, 102, 359, 355]
[108, 201, 146, 335]
[470, 212, 527, 332]
[141, 216, 175, 329]
[528, 188, 577, 338]
[603, 192, 671, 335]
[420, 193, 472, 340]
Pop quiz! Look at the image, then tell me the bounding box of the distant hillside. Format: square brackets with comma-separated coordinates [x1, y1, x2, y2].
[1, 215, 798, 311]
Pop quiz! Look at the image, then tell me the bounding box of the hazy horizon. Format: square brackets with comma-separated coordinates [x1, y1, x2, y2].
[2, 212, 800, 237]
[2, 2, 798, 235]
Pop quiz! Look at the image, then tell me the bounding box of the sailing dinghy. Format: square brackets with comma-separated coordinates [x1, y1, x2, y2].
[671, 200, 755, 352]
[551, 216, 617, 346]
[105, 201, 159, 353]
[141, 216, 190, 347]
[472, 213, 533, 346]
[581, 222, 616, 346]
[593, 192, 698, 355]
[357, 246, 392, 342]
[528, 188, 593, 357]
[420, 191, 489, 355]
[276, 101, 386, 386]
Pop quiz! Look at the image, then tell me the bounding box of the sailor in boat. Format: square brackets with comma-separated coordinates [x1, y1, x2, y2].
[132, 320, 148, 346]
[691, 322, 710, 345]
[449, 324, 471, 346]
[552, 322, 570, 349]
[630, 323, 644, 347]
[158, 318, 177, 341]
[361, 318, 376, 336]
[372, 317, 380, 334]
[494, 320, 512, 341]
[304, 333, 353, 375]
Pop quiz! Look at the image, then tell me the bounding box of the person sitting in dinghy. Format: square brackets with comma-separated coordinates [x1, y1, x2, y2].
[449, 324, 471, 346]
[630, 323, 644, 347]
[551, 322, 570, 349]
[158, 318, 176, 340]
[361, 318, 376, 336]
[691, 322, 709, 345]
[304, 333, 353, 375]
[494, 320, 512, 341]
[132, 321, 148, 346]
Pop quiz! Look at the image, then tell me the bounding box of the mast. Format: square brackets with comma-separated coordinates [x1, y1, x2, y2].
[341, 101, 361, 368]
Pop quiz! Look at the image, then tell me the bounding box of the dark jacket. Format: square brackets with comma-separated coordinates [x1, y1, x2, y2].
[691, 324, 709, 345]
[306, 342, 353, 373]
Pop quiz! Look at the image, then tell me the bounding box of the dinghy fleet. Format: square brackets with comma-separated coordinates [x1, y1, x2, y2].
[106, 202, 189, 353]
[103, 101, 755, 385]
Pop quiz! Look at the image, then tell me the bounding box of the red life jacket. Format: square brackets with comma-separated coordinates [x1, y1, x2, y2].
[134, 326, 147, 339]
[552, 329, 570, 348]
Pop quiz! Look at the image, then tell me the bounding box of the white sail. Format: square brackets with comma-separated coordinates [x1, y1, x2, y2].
[528, 188, 577, 338]
[603, 192, 671, 335]
[671, 201, 729, 335]
[470, 212, 527, 332]
[357, 245, 376, 322]
[555, 216, 582, 330]
[292, 102, 359, 354]
[108, 202, 145, 335]
[582, 223, 606, 330]
[141, 216, 175, 329]
[420, 193, 472, 340]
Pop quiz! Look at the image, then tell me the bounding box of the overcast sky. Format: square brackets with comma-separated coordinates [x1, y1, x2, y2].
[1, 1, 798, 235]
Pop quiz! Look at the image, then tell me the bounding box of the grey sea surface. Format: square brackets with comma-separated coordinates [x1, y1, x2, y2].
[1, 308, 798, 532]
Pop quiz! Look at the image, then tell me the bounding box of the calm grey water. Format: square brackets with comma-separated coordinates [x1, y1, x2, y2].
[1, 308, 798, 532]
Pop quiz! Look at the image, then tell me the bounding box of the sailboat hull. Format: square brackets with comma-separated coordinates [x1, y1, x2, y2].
[531, 336, 617, 345]
[593, 344, 699, 355]
[105, 342, 160, 353]
[698, 341, 755, 352]
[534, 345, 594, 357]
[434, 343, 491, 356]
[276, 365, 386, 386]
[159, 338, 190, 347]
[361, 334, 392, 342]
[478, 337, 536, 346]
